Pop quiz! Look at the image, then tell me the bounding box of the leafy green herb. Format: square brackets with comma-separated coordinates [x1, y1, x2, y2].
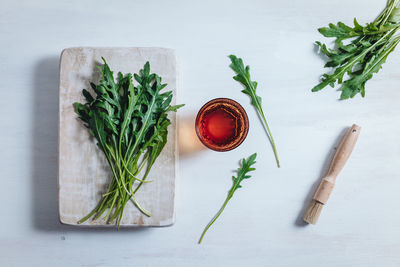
[229, 55, 280, 167]
[74, 58, 184, 227]
[313, 0, 400, 99]
[198, 153, 257, 244]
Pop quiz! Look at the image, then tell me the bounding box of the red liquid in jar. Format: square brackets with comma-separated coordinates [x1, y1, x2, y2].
[201, 108, 237, 145]
[195, 98, 249, 152]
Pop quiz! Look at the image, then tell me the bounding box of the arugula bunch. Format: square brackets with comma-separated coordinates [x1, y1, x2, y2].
[313, 0, 400, 99]
[229, 55, 280, 167]
[74, 58, 183, 226]
[198, 153, 257, 243]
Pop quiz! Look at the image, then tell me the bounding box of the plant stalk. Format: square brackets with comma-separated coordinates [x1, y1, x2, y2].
[198, 192, 233, 244]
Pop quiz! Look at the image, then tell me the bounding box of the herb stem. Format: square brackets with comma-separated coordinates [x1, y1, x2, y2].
[313, 29, 395, 92]
[198, 153, 257, 244]
[259, 111, 280, 168]
[104, 191, 119, 220]
[242, 75, 280, 168]
[198, 192, 233, 244]
[229, 55, 280, 167]
[74, 60, 183, 226]
[313, 0, 400, 98]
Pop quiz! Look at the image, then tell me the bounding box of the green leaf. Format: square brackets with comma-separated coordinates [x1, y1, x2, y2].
[166, 104, 185, 112]
[353, 18, 363, 31]
[73, 58, 184, 226]
[198, 153, 257, 244]
[312, 1, 400, 99]
[82, 89, 94, 103]
[229, 54, 280, 167]
[318, 22, 355, 38]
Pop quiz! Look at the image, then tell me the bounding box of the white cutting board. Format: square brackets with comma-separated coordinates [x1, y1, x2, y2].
[58, 47, 177, 226]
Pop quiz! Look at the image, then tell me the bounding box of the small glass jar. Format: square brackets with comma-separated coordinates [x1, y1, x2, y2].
[195, 98, 249, 152]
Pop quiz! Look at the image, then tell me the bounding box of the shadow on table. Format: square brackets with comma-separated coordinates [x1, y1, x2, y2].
[31, 56, 148, 233]
[294, 127, 348, 227]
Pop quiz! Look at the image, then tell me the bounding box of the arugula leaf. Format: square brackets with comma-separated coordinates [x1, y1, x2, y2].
[198, 153, 257, 244]
[313, 0, 400, 99]
[229, 55, 280, 167]
[74, 58, 184, 227]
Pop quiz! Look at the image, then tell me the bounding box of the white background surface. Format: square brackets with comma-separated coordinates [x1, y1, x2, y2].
[1, 0, 400, 266]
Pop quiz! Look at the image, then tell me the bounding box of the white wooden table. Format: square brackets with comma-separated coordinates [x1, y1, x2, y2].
[1, 0, 400, 266]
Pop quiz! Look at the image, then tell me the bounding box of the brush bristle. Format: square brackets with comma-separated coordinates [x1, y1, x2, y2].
[303, 200, 324, 225]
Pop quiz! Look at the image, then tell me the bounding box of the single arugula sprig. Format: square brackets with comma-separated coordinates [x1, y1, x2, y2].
[198, 153, 257, 244]
[313, 0, 400, 99]
[74, 58, 183, 227]
[229, 55, 280, 167]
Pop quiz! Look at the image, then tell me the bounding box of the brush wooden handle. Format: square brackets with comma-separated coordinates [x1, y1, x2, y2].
[313, 124, 361, 204]
[327, 124, 361, 181]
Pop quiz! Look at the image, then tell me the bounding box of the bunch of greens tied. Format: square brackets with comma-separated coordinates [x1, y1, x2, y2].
[313, 0, 400, 99]
[74, 58, 183, 226]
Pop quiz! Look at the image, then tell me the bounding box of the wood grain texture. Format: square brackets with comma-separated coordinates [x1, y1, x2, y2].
[313, 124, 361, 204]
[326, 124, 361, 181]
[58, 47, 177, 226]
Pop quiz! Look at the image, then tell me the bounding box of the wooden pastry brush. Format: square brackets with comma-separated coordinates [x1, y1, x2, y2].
[303, 124, 361, 224]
